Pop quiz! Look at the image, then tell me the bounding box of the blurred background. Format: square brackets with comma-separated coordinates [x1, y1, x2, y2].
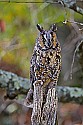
[0, 0, 83, 125]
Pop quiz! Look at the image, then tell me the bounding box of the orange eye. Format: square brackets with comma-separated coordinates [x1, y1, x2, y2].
[53, 32, 56, 38]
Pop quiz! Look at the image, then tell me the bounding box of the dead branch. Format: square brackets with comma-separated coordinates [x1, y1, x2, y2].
[58, 0, 83, 15]
[0, 0, 83, 15]
[0, 69, 83, 104]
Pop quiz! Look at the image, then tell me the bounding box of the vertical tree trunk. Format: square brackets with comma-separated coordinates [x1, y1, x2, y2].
[31, 80, 58, 125]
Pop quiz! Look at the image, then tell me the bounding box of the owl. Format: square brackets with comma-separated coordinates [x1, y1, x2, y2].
[25, 24, 61, 105]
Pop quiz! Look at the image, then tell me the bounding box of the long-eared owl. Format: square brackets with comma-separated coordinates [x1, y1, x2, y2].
[25, 24, 61, 104]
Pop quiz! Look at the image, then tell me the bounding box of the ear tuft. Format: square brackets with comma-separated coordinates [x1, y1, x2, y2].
[36, 24, 43, 32]
[50, 24, 57, 32]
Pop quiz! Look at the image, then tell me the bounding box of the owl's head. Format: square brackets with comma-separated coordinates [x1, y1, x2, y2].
[36, 24, 57, 50]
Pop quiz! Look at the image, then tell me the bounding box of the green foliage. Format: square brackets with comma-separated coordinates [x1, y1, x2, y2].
[0, 2, 82, 78]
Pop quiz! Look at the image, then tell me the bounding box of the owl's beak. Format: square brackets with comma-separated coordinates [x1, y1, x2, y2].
[47, 40, 51, 47]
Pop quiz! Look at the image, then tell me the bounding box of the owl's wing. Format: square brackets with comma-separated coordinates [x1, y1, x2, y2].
[30, 65, 35, 89]
[24, 52, 36, 105]
[30, 52, 36, 89]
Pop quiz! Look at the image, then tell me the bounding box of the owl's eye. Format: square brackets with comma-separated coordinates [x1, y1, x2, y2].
[50, 31, 53, 36]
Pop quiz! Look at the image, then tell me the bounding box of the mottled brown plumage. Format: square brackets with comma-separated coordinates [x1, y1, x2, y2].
[25, 24, 61, 106]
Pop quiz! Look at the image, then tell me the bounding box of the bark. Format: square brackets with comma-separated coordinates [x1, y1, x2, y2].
[31, 80, 58, 125]
[0, 69, 83, 104]
[0, 69, 30, 99]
